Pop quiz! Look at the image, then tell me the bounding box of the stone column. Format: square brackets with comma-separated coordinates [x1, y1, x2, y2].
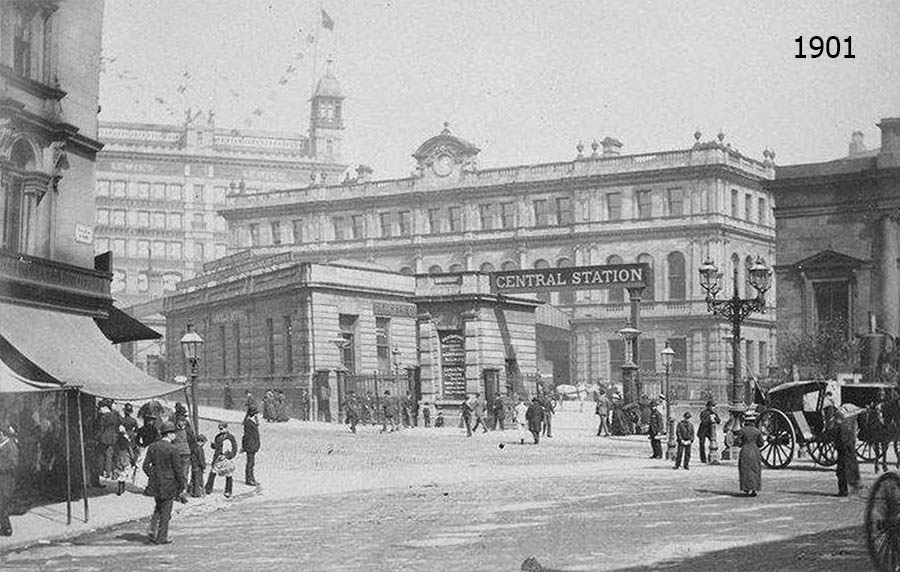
[882, 215, 900, 337]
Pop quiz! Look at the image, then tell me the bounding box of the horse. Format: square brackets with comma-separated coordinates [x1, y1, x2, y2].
[857, 397, 900, 473]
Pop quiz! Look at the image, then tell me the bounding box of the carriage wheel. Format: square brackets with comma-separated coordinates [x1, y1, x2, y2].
[807, 439, 838, 467]
[866, 472, 900, 572]
[758, 409, 795, 469]
[859, 438, 880, 463]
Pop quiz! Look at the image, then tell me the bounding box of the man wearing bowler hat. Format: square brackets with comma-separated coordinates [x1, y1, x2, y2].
[142, 421, 185, 545]
[698, 400, 720, 464]
[242, 406, 261, 486]
[674, 412, 695, 470]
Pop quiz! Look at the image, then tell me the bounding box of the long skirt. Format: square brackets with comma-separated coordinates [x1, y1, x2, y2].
[738, 444, 762, 492]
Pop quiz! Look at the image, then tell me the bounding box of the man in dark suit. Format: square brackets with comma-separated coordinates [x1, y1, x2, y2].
[0, 426, 18, 536]
[648, 400, 664, 459]
[525, 398, 545, 444]
[142, 422, 185, 545]
[242, 407, 261, 486]
[674, 412, 695, 470]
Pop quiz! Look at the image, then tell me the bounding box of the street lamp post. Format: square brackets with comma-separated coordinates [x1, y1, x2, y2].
[661, 343, 675, 460]
[698, 256, 772, 407]
[617, 325, 642, 404]
[179, 322, 204, 433]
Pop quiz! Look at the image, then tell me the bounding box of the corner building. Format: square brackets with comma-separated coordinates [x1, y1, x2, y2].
[220, 126, 778, 400]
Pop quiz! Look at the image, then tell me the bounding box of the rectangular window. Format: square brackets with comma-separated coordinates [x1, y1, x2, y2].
[152, 183, 166, 201]
[376, 317, 391, 376]
[351, 215, 365, 239]
[556, 197, 573, 225]
[214, 186, 227, 203]
[500, 202, 516, 229]
[759, 341, 768, 375]
[339, 314, 357, 374]
[12, 9, 32, 78]
[636, 191, 652, 219]
[126, 182, 139, 199]
[191, 213, 205, 229]
[667, 188, 684, 216]
[111, 238, 125, 257]
[479, 204, 494, 230]
[137, 240, 149, 259]
[380, 212, 393, 237]
[428, 208, 441, 234]
[745, 194, 753, 222]
[398, 211, 411, 236]
[111, 210, 125, 227]
[814, 280, 850, 335]
[731, 189, 739, 218]
[266, 317, 275, 375]
[94, 238, 109, 254]
[666, 338, 688, 373]
[193, 242, 204, 261]
[233, 322, 241, 375]
[112, 181, 126, 198]
[192, 184, 204, 203]
[167, 213, 182, 230]
[137, 273, 148, 292]
[167, 242, 182, 260]
[607, 193, 622, 220]
[271, 221, 282, 245]
[96, 209, 109, 226]
[249, 223, 260, 246]
[137, 182, 150, 199]
[745, 340, 755, 375]
[151, 241, 166, 259]
[166, 184, 183, 201]
[758, 198, 767, 226]
[533, 199, 548, 227]
[332, 216, 346, 241]
[96, 180, 110, 197]
[292, 219, 303, 244]
[126, 239, 137, 258]
[151, 212, 165, 229]
[283, 315, 293, 373]
[449, 206, 462, 232]
[220, 324, 227, 376]
[137, 211, 149, 228]
[215, 243, 226, 259]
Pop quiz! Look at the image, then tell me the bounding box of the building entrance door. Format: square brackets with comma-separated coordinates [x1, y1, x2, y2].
[314, 370, 332, 422]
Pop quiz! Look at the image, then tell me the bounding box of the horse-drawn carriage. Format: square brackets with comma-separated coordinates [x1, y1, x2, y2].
[751, 379, 895, 470]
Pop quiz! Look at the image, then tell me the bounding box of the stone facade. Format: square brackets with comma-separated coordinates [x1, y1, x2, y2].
[766, 118, 900, 355]
[218, 126, 778, 397]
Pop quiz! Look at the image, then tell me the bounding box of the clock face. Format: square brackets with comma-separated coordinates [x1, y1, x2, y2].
[433, 154, 453, 177]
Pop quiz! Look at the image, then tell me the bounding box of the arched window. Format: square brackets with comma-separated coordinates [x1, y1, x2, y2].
[667, 252, 686, 300]
[607, 254, 624, 303]
[428, 264, 443, 274]
[479, 262, 495, 273]
[637, 253, 654, 301]
[534, 259, 550, 302]
[399, 266, 413, 276]
[448, 263, 463, 273]
[1, 139, 37, 252]
[557, 257, 574, 305]
[501, 260, 517, 271]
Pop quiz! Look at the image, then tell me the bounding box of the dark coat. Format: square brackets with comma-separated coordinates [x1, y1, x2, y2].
[98, 409, 121, 446]
[242, 416, 260, 453]
[525, 402, 544, 433]
[698, 408, 720, 435]
[136, 423, 160, 448]
[210, 431, 237, 464]
[734, 425, 764, 492]
[676, 420, 695, 443]
[648, 409, 663, 436]
[0, 437, 18, 499]
[473, 398, 486, 417]
[142, 439, 185, 500]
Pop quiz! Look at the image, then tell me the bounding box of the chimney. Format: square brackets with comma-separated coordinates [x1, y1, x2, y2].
[848, 131, 866, 157]
[355, 164, 373, 183]
[600, 137, 623, 156]
[877, 117, 900, 169]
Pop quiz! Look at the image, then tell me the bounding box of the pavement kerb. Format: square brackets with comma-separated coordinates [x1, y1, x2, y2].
[0, 473, 260, 556]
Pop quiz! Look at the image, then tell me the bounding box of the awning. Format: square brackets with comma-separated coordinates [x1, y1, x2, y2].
[0, 356, 61, 393]
[94, 305, 162, 344]
[0, 302, 184, 400]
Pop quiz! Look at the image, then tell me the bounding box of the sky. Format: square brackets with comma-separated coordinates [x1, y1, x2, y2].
[99, 1, 900, 179]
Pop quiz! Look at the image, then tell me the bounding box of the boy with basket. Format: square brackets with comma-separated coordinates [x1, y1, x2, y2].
[205, 422, 237, 498]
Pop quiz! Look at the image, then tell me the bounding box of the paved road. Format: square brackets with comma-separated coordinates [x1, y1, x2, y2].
[0, 412, 878, 571]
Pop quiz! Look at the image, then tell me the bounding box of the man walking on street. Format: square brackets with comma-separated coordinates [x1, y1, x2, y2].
[525, 398, 545, 444]
[674, 412, 695, 470]
[834, 404, 862, 496]
[343, 391, 361, 434]
[205, 422, 237, 498]
[698, 400, 720, 463]
[242, 406, 261, 486]
[461, 394, 475, 437]
[491, 393, 506, 431]
[539, 394, 555, 438]
[471, 393, 489, 433]
[595, 391, 611, 437]
[648, 400, 663, 459]
[142, 422, 185, 545]
[381, 390, 400, 433]
[0, 426, 18, 536]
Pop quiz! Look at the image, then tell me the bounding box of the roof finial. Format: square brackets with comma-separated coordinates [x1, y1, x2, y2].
[325, 56, 335, 76]
[441, 121, 451, 135]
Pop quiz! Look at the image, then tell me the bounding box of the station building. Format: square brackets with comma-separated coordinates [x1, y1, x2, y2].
[217, 125, 779, 402]
[163, 253, 546, 418]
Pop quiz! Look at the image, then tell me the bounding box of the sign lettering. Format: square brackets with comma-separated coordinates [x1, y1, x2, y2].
[490, 263, 649, 293]
[373, 301, 417, 318]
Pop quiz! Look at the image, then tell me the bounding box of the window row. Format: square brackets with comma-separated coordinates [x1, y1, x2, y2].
[96, 209, 226, 232]
[97, 238, 227, 262]
[96, 180, 228, 204]
[214, 315, 297, 377]
[110, 270, 182, 294]
[730, 189, 769, 226]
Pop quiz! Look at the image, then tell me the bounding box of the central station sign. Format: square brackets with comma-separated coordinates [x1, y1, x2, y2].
[490, 263, 649, 293]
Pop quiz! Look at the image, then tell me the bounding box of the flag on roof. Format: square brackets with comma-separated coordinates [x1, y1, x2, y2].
[321, 8, 334, 31]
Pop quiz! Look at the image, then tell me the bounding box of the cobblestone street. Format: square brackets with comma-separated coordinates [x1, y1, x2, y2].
[0, 410, 875, 571]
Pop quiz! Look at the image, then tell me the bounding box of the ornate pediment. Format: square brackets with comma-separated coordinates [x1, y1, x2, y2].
[411, 122, 480, 178]
[794, 249, 869, 275]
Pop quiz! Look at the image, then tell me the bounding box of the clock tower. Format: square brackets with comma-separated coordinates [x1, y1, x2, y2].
[309, 59, 344, 161]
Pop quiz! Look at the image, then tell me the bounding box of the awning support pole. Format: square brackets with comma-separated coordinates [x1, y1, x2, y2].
[64, 389, 72, 526]
[75, 389, 89, 523]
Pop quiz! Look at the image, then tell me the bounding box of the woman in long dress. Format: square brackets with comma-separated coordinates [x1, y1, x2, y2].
[733, 412, 764, 496]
